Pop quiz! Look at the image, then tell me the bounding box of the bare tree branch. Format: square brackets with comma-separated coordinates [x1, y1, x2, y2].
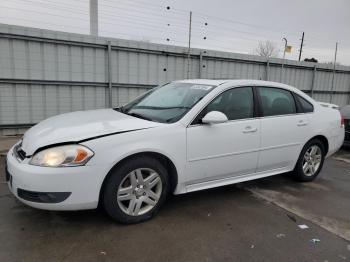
[253, 41, 279, 59]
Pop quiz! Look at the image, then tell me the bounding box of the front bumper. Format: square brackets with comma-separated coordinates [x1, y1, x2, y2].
[344, 130, 350, 146]
[6, 146, 106, 211]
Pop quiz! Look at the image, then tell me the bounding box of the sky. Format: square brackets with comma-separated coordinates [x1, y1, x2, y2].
[0, 0, 349, 65]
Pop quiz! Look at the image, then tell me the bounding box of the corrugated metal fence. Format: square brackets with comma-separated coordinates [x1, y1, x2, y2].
[1, 24, 350, 135]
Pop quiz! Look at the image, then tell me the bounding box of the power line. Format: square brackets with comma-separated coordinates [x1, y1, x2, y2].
[7, 0, 338, 46]
[1, 0, 347, 63]
[2, 1, 289, 44]
[0, 5, 187, 34]
[20, 0, 302, 39]
[97, 0, 189, 14]
[1, 2, 288, 44]
[6, 0, 348, 48]
[6, 0, 188, 24]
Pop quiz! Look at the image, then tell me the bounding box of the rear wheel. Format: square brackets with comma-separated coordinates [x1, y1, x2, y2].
[294, 139, 325, 182]
[103, 156, 170, 224]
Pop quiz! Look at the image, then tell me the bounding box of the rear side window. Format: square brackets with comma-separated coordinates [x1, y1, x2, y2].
[296, 95, 314, 113]
[258, 87, 296, 117]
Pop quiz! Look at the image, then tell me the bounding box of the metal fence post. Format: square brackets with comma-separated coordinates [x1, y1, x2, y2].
[107, 41, 112, 108]
[310, 65, 317, 98]
[199, 51, 203, 78]
[266, 60, 270, 81]
[330, 70, 336, 103]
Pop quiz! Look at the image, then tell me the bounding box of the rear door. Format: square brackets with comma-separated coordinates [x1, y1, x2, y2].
[256, 87, 312, 172]
[186, 86, 260, 184]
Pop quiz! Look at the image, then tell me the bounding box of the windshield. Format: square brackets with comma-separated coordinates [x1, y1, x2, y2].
[118, 82, 215, 123]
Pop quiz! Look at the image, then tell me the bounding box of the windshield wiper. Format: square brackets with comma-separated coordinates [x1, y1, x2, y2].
[134, 106, 191, 110]
[113, 106, 125, 112]
[127, 112, 154, 121]
[160, 106, 191, 109]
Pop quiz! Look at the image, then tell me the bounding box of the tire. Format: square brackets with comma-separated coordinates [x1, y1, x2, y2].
[294, 139, 325, 182]
[102, 156, 170, 224]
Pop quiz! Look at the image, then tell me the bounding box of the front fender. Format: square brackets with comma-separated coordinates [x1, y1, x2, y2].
[81, 125, 187, 190]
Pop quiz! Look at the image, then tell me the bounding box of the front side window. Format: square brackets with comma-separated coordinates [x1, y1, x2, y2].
[193, 87, 254, 124]
[258, 87, 296, 117]
[120, 82, 215, 123]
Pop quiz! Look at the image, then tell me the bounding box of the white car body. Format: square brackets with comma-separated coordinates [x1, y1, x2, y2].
[6, 80, 344, 211]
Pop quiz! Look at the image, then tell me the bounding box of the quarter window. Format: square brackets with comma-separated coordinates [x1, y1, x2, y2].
[194, 87, 254, 124]
[296, 95, 314, 113]
[258, 87, 296, 116]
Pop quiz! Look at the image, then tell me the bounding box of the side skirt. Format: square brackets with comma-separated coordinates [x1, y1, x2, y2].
[184, 167, 292, 193]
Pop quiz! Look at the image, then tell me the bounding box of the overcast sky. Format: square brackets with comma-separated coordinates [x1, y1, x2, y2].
[0, 0, 349, 65]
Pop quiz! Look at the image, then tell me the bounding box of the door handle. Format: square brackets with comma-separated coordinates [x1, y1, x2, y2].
[243, 126, 258, 133]
[297, 120, 308, 126]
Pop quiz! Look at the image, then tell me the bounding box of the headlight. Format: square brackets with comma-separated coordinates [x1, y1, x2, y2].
[29, 145, 94, 167]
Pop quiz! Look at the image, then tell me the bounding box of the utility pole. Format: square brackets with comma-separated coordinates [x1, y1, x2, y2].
[186, 11, 192, 79]
[90, 0, 98, 36]
[330, 42, 338, 103]
[298, 31, 304, 61]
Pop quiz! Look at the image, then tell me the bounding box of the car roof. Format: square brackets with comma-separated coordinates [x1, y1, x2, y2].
[175, 79, 298, 91]
[174, 79, 311, 102]
[175, 79, 229, 86]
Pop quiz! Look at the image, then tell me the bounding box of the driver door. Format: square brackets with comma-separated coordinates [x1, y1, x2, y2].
[185, 86, 260, 185]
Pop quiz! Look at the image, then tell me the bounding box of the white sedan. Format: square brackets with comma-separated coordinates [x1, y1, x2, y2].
[6, 80, 344, 223]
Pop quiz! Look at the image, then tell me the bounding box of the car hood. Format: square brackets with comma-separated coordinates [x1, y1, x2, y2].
[21, 109, 163, 155]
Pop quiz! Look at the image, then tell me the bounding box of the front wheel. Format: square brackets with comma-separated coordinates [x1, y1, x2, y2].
[102, 156, 170, 224]
[294, 139, 325, 182]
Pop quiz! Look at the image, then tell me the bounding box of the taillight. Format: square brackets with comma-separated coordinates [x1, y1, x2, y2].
[340, 113, 345, 127]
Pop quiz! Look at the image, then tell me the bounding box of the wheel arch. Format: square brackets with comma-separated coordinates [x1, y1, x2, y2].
[293, 135, 329, 171]
[309, 135, 329, 155]
[98, 151, 179, 205]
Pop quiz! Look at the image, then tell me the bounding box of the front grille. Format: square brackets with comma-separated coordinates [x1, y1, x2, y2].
[17, 148, 26, 160]
[17, 189, 71, 203]
[346, 133, 350, 141]
[345, 119, 350, 143]
[14, 143, 26, 161]
[17, 189, 42, 202]
[345, 119, 350, 132]
[345, 131, 350, 142]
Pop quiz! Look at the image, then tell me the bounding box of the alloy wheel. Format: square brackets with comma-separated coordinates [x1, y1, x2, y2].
[302, 145, 322, 177]
[117, 168, 162, 216]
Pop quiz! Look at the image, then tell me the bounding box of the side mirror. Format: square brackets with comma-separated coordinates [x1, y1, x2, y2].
[202, 111, 228, 124]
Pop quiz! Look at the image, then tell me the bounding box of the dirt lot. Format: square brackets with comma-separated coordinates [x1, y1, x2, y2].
[0, 138, 349, 262]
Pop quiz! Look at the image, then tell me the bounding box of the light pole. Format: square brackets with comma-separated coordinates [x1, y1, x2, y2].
[330, 42, 338, 103]
[90, 0, 98, 36]
[280, 37, 288, 82]
[186, 11, 192, 79]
